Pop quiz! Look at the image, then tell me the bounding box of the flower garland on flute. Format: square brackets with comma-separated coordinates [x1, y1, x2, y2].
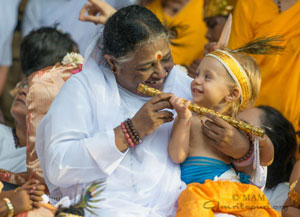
[137, 83, 265, 138]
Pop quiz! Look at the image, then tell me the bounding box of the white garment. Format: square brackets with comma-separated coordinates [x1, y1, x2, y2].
[264, 182, 289, 211]
[0, 0, 21, 66]
[36, 60, 192, 217]
[0, 124, 26, 173]
[22, 0, 138, 55]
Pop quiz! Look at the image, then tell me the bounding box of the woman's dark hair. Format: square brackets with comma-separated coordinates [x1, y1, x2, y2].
[20, 27, 78, 76]
[258, 106, 297, 189]
[102, 5, 168, 58]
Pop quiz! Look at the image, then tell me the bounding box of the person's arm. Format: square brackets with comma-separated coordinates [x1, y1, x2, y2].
[290, 160, 300, 184]
[233, 135, 274, 175]
[168, 96, 192, 163]
[0, 190, 33, 216]
[201, 114, 250, 159]
[259, 135, 274, 166]
[36, 78, 174, 188]
[282, 178, 300, 216]
[0, 199, 9, 216]
[0, 66, 9, 96]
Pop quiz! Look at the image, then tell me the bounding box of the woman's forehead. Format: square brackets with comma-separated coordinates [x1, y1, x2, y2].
[133, 37, 170, 62]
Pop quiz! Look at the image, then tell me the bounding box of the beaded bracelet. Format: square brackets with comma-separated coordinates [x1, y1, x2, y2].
[232, 134, 254, 164]
[121, 122, 135, 148]
[3, 198, 14, 217]
[289, 180, 300, 208]
[125, 119, 142, 144]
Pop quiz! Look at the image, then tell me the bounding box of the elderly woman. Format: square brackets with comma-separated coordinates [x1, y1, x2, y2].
[36, 5, 250, 216]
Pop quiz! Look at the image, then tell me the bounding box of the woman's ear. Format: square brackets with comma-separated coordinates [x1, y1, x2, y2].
[225, 86, 241, 103]
[104, 54, 119, 75]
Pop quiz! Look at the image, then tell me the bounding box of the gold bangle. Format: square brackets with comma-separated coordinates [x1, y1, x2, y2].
[56, 212, 83, 217]
[3, 198, 14, 217]
[289, 180, 300, 208]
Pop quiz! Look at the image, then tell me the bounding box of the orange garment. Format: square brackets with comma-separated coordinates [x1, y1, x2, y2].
[147, 0, 208, 66]
[176, 180, 279, 217]
[228, 0, 300, 138]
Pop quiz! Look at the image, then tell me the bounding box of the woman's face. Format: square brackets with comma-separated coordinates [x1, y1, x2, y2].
[205, 16, 227, 42]
[10, 78, 29, 125]
[108, 37, 174, 95]
[236, 107, 264, 127]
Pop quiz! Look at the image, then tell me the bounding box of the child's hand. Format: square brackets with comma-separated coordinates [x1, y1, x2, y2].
[170, 96, 192, 120]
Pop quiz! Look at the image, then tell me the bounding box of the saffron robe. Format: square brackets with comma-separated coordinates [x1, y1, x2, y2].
[228, 0, 300, 139]
[176, 180, 280, 217]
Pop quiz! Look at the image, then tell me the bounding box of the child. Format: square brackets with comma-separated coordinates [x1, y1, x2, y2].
[169, 48, 271, 184]
[169, 44, 280, 216]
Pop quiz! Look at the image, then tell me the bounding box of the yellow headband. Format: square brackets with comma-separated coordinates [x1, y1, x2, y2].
[204, 0, 237, 19]
[206, 50, 251, 109]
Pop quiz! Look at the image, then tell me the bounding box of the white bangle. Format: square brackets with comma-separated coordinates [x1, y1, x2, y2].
[3, 198, 14, 217]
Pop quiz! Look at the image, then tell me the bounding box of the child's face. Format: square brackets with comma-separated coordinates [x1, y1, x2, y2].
[190, 56, 234, 110]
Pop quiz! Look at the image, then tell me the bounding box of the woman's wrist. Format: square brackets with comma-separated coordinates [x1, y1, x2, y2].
[289, 180, 300, 208]
[0, 200, 9, 217]
[2, 198, 14, 217]
[232, 133, 253, 163]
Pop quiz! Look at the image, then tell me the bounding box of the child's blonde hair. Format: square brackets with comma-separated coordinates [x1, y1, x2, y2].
[226, 51, 261, 116]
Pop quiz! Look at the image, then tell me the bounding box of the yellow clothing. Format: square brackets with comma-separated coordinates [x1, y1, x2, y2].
[176, 180, 279, 217]
[147, 0, 208, 66]
[228, 0, 300, 136]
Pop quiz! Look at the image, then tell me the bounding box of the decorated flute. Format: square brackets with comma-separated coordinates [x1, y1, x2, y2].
[137, 83, 265, 138]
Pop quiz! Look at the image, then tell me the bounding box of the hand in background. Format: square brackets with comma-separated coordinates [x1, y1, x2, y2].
[79, 0, 116, 25]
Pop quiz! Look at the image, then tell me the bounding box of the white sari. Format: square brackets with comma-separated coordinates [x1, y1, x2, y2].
[36, 26, 193, 216]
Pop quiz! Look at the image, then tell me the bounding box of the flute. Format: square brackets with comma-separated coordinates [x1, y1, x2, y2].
[137, 83, 265, 138]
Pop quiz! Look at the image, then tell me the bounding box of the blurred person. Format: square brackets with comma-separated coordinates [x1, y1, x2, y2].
[146, 0, 208, 67]
[228, 0, 300, 147]
[0, 0, 21, 96]
[255, 106, 297, 211]
[187, 0, 238, 78]
[0, 27, 78, 187]
[22, 0, 138, 56]
[0, 0, 22, 123]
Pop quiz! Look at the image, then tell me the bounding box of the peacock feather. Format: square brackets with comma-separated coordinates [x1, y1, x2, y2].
[231, 36, 285, 55]
[55, 180, 105, 217]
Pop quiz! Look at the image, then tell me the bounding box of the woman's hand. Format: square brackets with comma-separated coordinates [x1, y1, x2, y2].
[79, 0, 117, 25]
[187, 58, 201, 78]
[169, 96, 192, 120]
[10, 190, 32, 214]
[201, 114, 250, 159]
[132, 93, 174, 138]
[20, 179, 45, 208]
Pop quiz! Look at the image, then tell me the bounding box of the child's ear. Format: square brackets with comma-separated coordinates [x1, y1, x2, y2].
[225, 87, 241, 103]
[104, 54, 120, 76]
